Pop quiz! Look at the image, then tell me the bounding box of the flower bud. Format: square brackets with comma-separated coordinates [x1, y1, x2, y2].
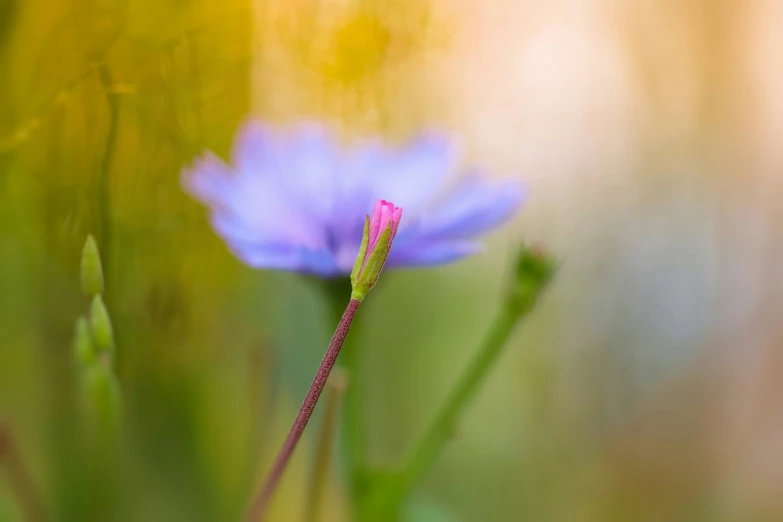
[351, 200, 402, 300]
[90, 295, 114, 353]
[80, 234, 104, 296]
[508, 243, 557, 315]
[84, 358, 122, 438]
[73, 315, 96, 366]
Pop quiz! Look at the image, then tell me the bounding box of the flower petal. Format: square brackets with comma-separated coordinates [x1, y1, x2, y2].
[327, 140, 384, 245]
[186, 122, 336, 250]
[187, 153, 320, 245]
[184, 121, 524, 276]
[227, 241, 341, 276]
[418, 175, 524, 240]
[369, 133, 457, 217]
[182, 151, 236, 208]
[387, 240, 483, 267]
[210, 212, 300, 246]
[231, 119, 279, 174]
[276, 122, 338, 222]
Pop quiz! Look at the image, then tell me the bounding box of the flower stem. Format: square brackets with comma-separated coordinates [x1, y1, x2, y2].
[403, 299, 521, 487]
[366, 296, 539, 517]
[323, 280, 368, 509]
[245, 298, 362, 522]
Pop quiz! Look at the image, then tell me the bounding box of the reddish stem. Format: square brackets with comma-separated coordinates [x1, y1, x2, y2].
[245, 298, 362, 522]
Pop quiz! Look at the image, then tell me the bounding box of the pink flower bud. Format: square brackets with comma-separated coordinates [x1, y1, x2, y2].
[368, 200, 403, 253]
[350, 200, 403, 300]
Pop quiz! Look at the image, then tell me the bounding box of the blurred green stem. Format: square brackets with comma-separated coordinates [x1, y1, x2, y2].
[402, 298, 522, 493]
[366, 273, 552, 518]
[322, 278, 368, 515]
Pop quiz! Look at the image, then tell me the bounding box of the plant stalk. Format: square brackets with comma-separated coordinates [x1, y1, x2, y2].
[305, 370, 348, 522]
[245, 298, 362, 522]
[365, 296, 538, 518]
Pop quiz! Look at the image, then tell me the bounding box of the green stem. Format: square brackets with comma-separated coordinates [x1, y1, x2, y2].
[366, 296, 535, 517]
[406, 300, 520, 483]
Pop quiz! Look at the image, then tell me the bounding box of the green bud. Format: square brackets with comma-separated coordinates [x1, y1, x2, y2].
[73, 316, 96, 366]
[508, 243, 557, 315]
[80, 234, 104, 296]
[90, 295, 114, 353]
[350, 216, 371, 288]
[351, 223, 393, 300]
[350, 200, 402, 300]
[84, 358, 122, 437]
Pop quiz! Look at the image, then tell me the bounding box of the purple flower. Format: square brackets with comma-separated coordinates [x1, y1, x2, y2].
[183, 120, 523, 277]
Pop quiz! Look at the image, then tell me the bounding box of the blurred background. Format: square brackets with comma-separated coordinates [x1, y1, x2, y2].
[2, 0, 783, 520]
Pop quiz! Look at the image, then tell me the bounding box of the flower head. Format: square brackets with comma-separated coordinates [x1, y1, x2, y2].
[351, 199, 402, 300]
[367, 199, 402, 258]
[183, 120, 523, 277]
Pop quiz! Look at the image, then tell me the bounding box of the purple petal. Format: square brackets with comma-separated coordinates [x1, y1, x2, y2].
[184, 148, 326, 250]
[328, 140, 384, 244]
[418, 175, 524, 240]
[227, 241, 341, 276]
[182, 152, 235, 207]
[369, 133, 457, 217]
[183, 121, 524, 276]
[276, 123, 338, 222]
[387, 240, 483, 267]
[211, 212, 303, 246]
[231, 120, 279, 173]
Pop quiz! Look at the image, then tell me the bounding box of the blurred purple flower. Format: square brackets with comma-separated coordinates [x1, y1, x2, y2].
[182, 120, 523, 277]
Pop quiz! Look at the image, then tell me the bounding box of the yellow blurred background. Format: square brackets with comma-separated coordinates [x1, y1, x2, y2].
[2, 0, 783, 521]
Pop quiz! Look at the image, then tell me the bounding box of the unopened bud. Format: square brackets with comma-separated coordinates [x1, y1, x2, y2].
[350, 199, 402, 300]
[508, 243, 557, 314]
[80, 234, 104, 296]
[90, 295, 114, 353]
[73, 316, 95, 366]
[84, 358, 122, 437]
